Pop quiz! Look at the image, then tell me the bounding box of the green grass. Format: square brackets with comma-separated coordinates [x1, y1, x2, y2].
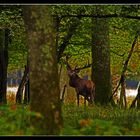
[61, 104, 140, 136]
[0, 102, 140, 136]
[0, 104, 34, 135]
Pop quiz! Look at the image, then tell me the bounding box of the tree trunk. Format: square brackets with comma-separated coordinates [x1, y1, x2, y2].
[23, 80, 28, 104]
[119, 75, 127, 108]
[137, 86, 140, 108]
[109, 33, 138, 102]
[16, 65, 29, 103]
[57, 16, 82, 62]
[22, 5, 63, 135]
[23, 74, 30, 104]
[130, 85, 140, 108]
[60, 84, 67, 103]
[91, 6, 113, 105]
[0, 29, 9, 104]
[23, 58, 30, 104]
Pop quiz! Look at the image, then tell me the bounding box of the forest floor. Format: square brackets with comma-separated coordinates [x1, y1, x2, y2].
[0, 90, 139, 136]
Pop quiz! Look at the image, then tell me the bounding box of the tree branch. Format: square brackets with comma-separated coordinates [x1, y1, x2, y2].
[109, 32, 139, 102]
[53, 14, 140, 20]
[57, 17, 82, 62]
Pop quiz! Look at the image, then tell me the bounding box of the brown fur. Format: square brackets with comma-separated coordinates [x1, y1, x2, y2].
[67, 67, 95, 106]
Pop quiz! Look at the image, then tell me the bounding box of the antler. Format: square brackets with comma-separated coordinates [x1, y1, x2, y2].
[74, 63, 93, 71]
[64, 54, 93, 71]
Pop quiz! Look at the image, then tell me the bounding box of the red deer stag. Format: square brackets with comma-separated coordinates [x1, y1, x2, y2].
[65, 61, 95, 106]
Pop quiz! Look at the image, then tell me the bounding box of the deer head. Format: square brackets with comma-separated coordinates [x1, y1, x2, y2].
[67, 65, 80, 78]
[64, 55, 80, 77]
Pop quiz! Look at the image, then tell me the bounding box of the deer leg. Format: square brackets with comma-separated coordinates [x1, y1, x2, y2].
[87, 90, 94, 106]
[77, 93, 80, 106]
[75, 88, 80, 106]
[84, 96, 86, 106]
[90, 91, 94, 103]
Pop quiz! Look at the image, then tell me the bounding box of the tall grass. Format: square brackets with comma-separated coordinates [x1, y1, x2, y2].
[61, 104, 140, 136]
[0, 93, 140, 135]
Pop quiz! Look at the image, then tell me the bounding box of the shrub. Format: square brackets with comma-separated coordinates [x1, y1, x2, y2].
[62, 104, 140, 136]
[0, 104, 34, 135]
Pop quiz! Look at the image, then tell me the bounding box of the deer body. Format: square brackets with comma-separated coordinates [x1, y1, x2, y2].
[66, 62, 95, 106]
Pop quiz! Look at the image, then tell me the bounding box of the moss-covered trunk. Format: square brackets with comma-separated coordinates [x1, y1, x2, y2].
[23, 5, 63, 135]
[91, 6, 113, 105]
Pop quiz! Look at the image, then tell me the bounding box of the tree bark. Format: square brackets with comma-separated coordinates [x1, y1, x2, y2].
[91, 6, 113, 105]
[22, 5, 63, 135]
[16, 65, 29, 103]
[24, 58, 30, 104]
[119, 74, 127, 108]
[0, 29, 9, 104]
[60, 84, 67, 103]
[23, 77, 30, 104]
[23, 60, 30, 104]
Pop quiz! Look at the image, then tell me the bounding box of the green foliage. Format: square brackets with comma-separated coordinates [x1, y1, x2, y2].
[1, 5, 140, 135]
[62, 104, 140, 136]
[0, 103, 140, 135]
[1, 5, 140, 79]
[0, 5, 27, 71]
[79, 119, 122, 135]
[62, 119, 122, 136]
[51, 5, 140, 81]
[0, 104, 34, 135]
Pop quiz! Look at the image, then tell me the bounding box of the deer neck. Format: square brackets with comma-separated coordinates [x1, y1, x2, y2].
[69, 75, 81, 87]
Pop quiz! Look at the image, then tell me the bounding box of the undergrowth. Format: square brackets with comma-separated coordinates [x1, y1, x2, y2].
[61, 103, 140, 136]
[0, 93, 140, 136]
